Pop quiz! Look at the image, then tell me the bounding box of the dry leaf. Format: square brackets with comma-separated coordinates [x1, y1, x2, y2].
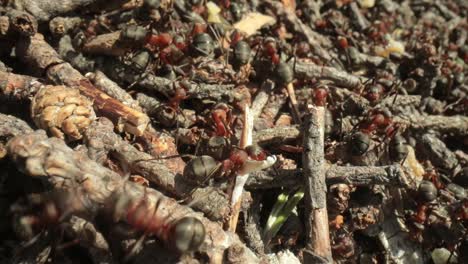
[233, 12, 276, 37]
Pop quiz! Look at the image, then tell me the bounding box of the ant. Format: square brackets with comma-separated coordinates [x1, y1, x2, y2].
[183, 144, 275, 187]
[108, 187, 206, 254]
[10, 188, 95, 243]
[210, 103, 234, 137]
[358, 108, 400, 140]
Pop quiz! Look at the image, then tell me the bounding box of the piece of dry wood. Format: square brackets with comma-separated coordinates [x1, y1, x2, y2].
[420, 133, 460, 172]
[2, 8, 38, 36]
[393, 114, 468, 136]
[258, 90, 288, 129]
[82, 31, 127, 56]
[302, 105, 332, 262]
[253, 125, 300, 145]
[246, 164, 410, 189]
[0, 71, 41, 100]
[86, 70, 142, 111]
[0, 113, 34, 136]
[251, 81, 274, 120]
[15, 33, 150, 136]
[6, 130, 259, 264]
[292, 59, 365, 89]
[9, 0, 102, 21]
[349, 2, 370, 30]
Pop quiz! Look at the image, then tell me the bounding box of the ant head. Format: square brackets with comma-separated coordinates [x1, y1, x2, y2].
[202, 136, 231, 160]
[245, 145, 266, 161]
[230, 30, 243, 47]
[228, 149, 248, 167]
[365, 84, 384, 102]
[171, 217, 205, 252]
[313, 86, 329, 106]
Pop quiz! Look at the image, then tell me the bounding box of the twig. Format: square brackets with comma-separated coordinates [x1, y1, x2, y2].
[286, 83, 302, 124]
[302, 105, 332, 262]
[251, 80, 274, 120]
[246, 164, 410, 189]
[82, 31, 127, 57]
[227, 105, 254, 231]
[15, 33, 150, 136]
[0, 70, 41, 100]
[393, 114, 468, 136]
[2, 8, 38, 36]
[86, 70, 142, 111]
[349, 2, 370, 30]
[292, 59, 365, 89]
[243, 194, 265, 255]
[258, 89, 288, 128]
[6, 130, 259, 263]
[264, 0, 333, 62]
[420, 133, 460, 172]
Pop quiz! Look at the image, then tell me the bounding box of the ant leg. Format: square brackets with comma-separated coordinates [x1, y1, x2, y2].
[123, 233, 147, 263]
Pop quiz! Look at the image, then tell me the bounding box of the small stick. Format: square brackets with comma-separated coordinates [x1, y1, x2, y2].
[292, 59, 365, 89]
[86, 70, 142, 111]
[251, 80, 274, 120]
[264, 0, 332, 62]
[82, 31, 127, 56]
[302, 105, 332, 262]
[286, 82, 302, 124]
[246, 164, 410, 189]
[227, 105, 254, 232]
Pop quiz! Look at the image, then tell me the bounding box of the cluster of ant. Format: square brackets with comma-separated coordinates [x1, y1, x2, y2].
[3, 0, 467, 263]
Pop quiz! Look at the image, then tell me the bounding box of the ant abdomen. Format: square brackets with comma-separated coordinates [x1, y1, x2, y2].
[111, 191, 206, 253]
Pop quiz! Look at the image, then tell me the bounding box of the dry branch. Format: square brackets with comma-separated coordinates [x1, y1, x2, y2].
[15, 33, 150, 136]
[9, 0, 102, 21]
[246, 164, 410, 189]
[0, 71, 41, 100]
[302, 105, 332, 262]
[292, 59, 365, 89]
[6, 130, 259, 263]
[86, 70, 142, 111]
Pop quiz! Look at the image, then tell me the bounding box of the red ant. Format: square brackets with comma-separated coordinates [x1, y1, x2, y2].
[313, 86, 329, 106]
[146, 32, 173, 49]
[210, 103, 234, 137]
[168, 84, 188, 110]
[260, 37, 280, 65]
[184, 145, 275, 187]
[11, 189, 92, 241]
[359, 109, 396, 137]
[110, 188, 206, 253]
